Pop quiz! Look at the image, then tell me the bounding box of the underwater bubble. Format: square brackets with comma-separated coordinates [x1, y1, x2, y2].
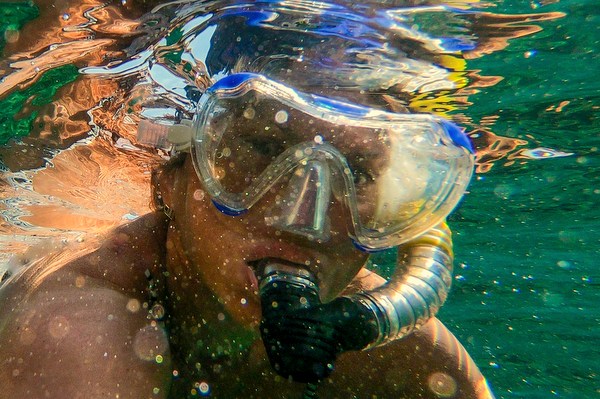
[75, 275, 86, 288]
[243, 107, 256, 119]
[493, 184, 514, 200]
[133, 325, 169, 361]
[19, 327, 36, 345]
[427, 372, 457, 398]
[193, 189, 206, 201]
[275, 110, 289, 124]
[48, 315, 70, 339]
[150, 303, 165, 320]
[4, 28, 19, 44]
[556, 260, 572, 269]
[198, 381, 210, 395]
[126, 298, 141, 313]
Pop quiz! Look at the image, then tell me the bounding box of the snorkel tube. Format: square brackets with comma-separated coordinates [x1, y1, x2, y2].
[258, 221, 454, 384]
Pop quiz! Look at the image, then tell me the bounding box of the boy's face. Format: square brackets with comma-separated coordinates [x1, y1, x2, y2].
[170, 157, 369, 327]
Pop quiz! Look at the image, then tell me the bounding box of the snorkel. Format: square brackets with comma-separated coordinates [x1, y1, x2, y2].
[256, 222, 454, 385]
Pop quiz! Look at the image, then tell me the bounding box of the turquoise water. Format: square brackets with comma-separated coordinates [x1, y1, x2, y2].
[1, 1, 598, 398]
[438, 2, 599, 398]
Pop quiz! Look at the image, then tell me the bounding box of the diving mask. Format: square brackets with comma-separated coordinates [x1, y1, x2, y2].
[185, 73, 474, 251]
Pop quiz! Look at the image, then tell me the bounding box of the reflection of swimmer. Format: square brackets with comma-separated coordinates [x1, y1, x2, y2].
[0, 2, 498, 398]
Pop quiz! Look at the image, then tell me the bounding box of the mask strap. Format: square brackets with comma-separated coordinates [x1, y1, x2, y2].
[137, 119, 193, 153]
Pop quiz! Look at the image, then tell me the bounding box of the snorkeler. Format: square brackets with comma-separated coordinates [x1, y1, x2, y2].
[0, 1, 499, 398]
[0, 77, 494, 398]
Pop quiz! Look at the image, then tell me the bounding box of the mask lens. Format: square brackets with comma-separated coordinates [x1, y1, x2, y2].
[192, 74, 474, 250]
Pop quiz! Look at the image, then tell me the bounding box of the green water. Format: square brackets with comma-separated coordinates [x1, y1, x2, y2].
[1, 1, 598, 398]
[0, 2, 38, 54]
[0, 64, 78, 145]
[439, 1, 599, 398]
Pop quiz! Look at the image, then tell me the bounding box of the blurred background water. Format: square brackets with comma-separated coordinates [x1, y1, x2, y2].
[0, 0, 598, 398]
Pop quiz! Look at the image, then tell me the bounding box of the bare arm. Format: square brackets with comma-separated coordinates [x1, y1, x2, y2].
[0, 213, 172, 399]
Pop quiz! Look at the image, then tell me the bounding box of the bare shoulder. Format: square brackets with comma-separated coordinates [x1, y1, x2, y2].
[327, 318, 494, 399]
[328, 269, 495, 399]
[0, 213, 172, 399]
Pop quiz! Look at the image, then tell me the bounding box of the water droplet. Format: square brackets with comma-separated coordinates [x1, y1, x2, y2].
[4, 28, 20, 43]
[75, 275, 86, 288]
[126, 298, 141, 313]
[48, 315, 70, 339]
[193, 189, 206, 201]
[62, 13, 70, 21]
[275, 110, 289, 124]
[134, 325, 169, 361]
[198, 381, 210, 395]
[150, 303, 165, 320]
[243, 107, 255, 119]
[493, 184, 514, 200]
[556, 260, 572, 269]
[427, 372, 457, 398]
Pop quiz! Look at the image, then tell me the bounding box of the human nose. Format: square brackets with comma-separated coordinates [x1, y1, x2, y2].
[264, 160, 332, 242]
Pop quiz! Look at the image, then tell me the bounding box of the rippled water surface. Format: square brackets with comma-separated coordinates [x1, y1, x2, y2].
[1, 0, 598, 398]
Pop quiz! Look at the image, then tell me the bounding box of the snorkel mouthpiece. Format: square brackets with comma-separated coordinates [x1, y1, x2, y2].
[258, 262, 380, 383]
[257, 222, 456, 385]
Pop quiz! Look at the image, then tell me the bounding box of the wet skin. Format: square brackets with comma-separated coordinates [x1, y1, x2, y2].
[0, 156, 494, 398]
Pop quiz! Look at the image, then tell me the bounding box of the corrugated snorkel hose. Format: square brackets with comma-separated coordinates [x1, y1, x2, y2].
[351, 221, 454, 348]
